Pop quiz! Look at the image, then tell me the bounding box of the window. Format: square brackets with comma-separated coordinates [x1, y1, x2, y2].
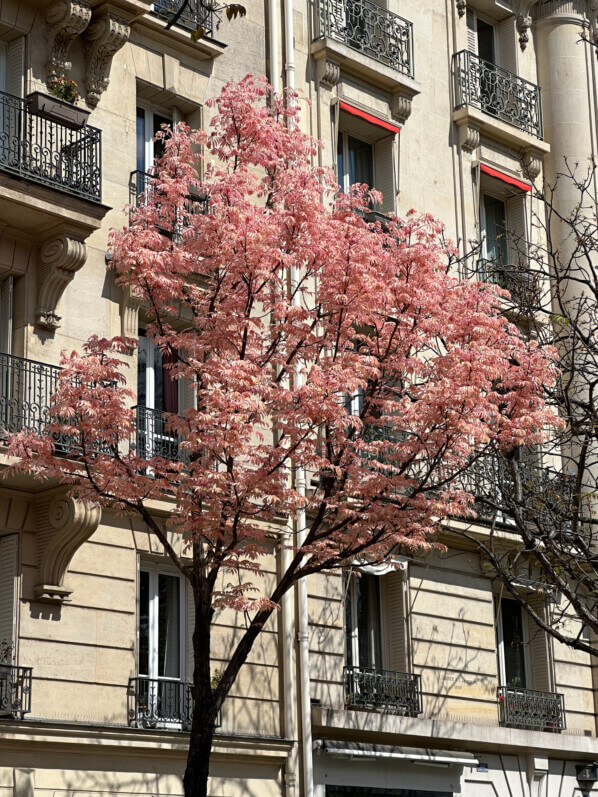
[497, 597, 530, 688]
[137, 330, 179, 415]
[345, 572, 383, 670]
[466, 7, 517, 73]
[0, 276, 12, 354]
[335, 102, 399, 215]
[136, 106, 172, 174]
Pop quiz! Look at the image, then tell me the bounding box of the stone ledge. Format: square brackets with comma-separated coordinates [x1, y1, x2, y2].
[453, 106, 550, 158]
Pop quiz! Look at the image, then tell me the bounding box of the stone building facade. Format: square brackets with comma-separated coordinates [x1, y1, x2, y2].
[1, 0, 598, 795]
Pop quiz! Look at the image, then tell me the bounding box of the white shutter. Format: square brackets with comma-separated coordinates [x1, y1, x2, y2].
[186, 580, 195, 682]
[0, 276, 12, 355]
[527, 593, 553, 692]
[385, 571, 408, 673]
[497, 16, 517, 74]
[506, 194, 528, 266]
[6, 37, 24, 97]
[466, 8, 478, 54]
[373, 135, 396, 215]
[0, 535, 18, 650]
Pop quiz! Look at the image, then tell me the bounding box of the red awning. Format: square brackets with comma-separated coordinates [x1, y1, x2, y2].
[339, 101, 401, 134]
[480, 163, 531, 192]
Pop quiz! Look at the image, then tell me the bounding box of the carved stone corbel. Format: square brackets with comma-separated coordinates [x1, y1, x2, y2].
[457, 121, 480, 153]
[34, 490, 101, 603]
[45, 0, 92, 89]
[456, 0, 466, 17]
[391, 91, 413, 125]
[120, 285, 143, 342]
[84, 8, 130, 106]
[522, 148, 542, 180]
[316, 58, 340, 89]
[36, 230, 87, 331]
[514, 1, 536, 51]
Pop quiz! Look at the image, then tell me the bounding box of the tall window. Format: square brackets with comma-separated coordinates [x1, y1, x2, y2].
[138, 563, 184, 681]
[481, 193, 507, 267]
[496, 597, 530, 688]
[345, 572, 383, 670]
[337, 133, 374, 194]
[137, 330, 179, 414]
[136, 106, 172, 174]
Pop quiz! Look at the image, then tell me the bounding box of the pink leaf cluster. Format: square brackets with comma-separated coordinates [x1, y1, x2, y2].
[7, 75, 558, 607]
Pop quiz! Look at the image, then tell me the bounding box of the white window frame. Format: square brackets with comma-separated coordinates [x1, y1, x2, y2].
[345, 571, 386, 670]
[337, 130, 375, 195]
[496, 596, 533, 689]
[480, 189, 507, 263]
[136, 102, 173, 173]
[138, 560, 186, 682]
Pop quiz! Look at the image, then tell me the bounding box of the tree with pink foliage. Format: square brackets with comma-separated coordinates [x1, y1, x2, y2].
[7, 76, 556, 796]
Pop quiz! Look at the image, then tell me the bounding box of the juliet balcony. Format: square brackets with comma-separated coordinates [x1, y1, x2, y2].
[0, 89, 102, 202]
[344, 665, 422, 717]
[461, 259, 541, 309]
[497, 686, 565, 732]
[152, 0, 214, 34]
[453, 50, 543, 143]
[0, 665, 32, 720]
[128, 676, 194, 730]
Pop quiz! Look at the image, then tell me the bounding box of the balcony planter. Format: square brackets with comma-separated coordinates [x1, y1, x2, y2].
[26, 91, 90, 130]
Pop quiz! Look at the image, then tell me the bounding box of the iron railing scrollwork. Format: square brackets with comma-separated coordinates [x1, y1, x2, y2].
[128, 676, 221, 729]
[497, 685, 565, 732]
[461, 259, 541, 308]
[0, 89, 102, 201]
[344, 665, 422, 716]
[317, 0, 414, 77]
[132, 405, 189, 463]
[0, 666, 32, 719]
[453, 50, 542, 139]
[129, 170, 209, 234]
[152, 0, 214, 35]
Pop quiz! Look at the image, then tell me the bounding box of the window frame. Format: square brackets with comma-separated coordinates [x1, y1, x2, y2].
[136, 102, 174, 174]
[496, 595, 533, 689]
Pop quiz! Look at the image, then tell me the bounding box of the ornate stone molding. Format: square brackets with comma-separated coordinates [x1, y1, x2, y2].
[84, 8, 130, 106]
[317, 58, 340, 88]
[514, 1, 536, 50]
[456, 0, 466, 17]
[36, 230, 87, 331]
[120, 285, 143, 341]
[523, 148, 543, 179]
[457, 121, 480, 153]
[45, 0, 92, 89]
[532, 0, 589, 20]
[391, 91, 413, 125]
[34, 490, 101, 603]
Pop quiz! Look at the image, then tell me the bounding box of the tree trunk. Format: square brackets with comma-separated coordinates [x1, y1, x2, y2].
[183, 711, 217, 797]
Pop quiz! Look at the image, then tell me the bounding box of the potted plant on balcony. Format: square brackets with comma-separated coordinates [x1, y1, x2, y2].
[27, 77, 90, 130]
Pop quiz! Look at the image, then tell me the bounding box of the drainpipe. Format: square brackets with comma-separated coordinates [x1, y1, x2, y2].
[268, 0, 280, 94]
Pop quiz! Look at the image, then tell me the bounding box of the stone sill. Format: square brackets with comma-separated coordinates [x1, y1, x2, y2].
[312, 706, 598, 759]
[453, 106, 550, 158]
[311, 36, 421, 98]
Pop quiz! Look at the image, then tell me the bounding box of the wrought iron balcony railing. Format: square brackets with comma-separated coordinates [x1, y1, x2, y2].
[129, 170, 209, 226]
[152, 0, 214, 35]
[0, 665, 32, 720]
[453, 50, 542, 139]
[345, 665, 422, 716]
[0, 89, 102, 201]
[316, 0, 414, 77]
[132, 405, 188, 463]
[462, 259, 541, 307]
[497, 685, 565, 732]
[128, 676, 221, 729]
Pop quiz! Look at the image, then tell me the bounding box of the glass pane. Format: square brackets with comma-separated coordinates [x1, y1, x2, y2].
[153, 342, 164, 411]
[501, 599, 527, 688]
[347, 136, 374, 188]
[357, 574, 382, 669]
[483, 194, 507, 267]
[153, 113, 172, 162]
[137, 331, 147, 408]
[477, 19, 495, 63]
[345, 574, 353, 667]
[158, 574, 180, 678]
[337, 133, 344, 192]
[136, 107, 146, 173]
[139, 570, 149, 676]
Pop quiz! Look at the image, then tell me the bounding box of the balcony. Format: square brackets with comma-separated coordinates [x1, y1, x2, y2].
[128, 676, 221, 729]
[132, 405, 188, 463]
[152, 0, 214, 35]
[462, 259, 541, 308]
[497, 686, 565, 732]
[0, 89, 102, 202]
[129, 170, 209, 227]
[0, 352, 61, 439]
[315, 0, 414, 79]
[0, 665, 32, 720]
[344, 665, 422, 716]
[453, 50, 542, 140]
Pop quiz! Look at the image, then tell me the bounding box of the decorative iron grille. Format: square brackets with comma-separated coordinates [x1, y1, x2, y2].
[316, 0, 414, 77]
[152, 0, 214, 35]
[344, 665, 422, 715]
[453, 50, 542, 139]
[461, 259, 541, 308]
[132, 405, 188, 463]
[497, 685, 565, 732]
[129, 170, 209, 224]
[0, 666, 32, 720]
[0, 89, 102, 201]
[128, 676, 221, 729]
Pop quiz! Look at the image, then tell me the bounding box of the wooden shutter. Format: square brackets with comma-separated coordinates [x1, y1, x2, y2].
[384, 570, 408, 673]
[0, 276, 12, 355]
[186, 580, 195, 682]
[506, 194, 528, 266]
[497, 16, 517, 74]
[0, 535, 18, 649]
[373, 135, 396, 215]
[527, 592, 553, 692]
[6, 37, 24, 97]
[466, 8, 478, 54]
